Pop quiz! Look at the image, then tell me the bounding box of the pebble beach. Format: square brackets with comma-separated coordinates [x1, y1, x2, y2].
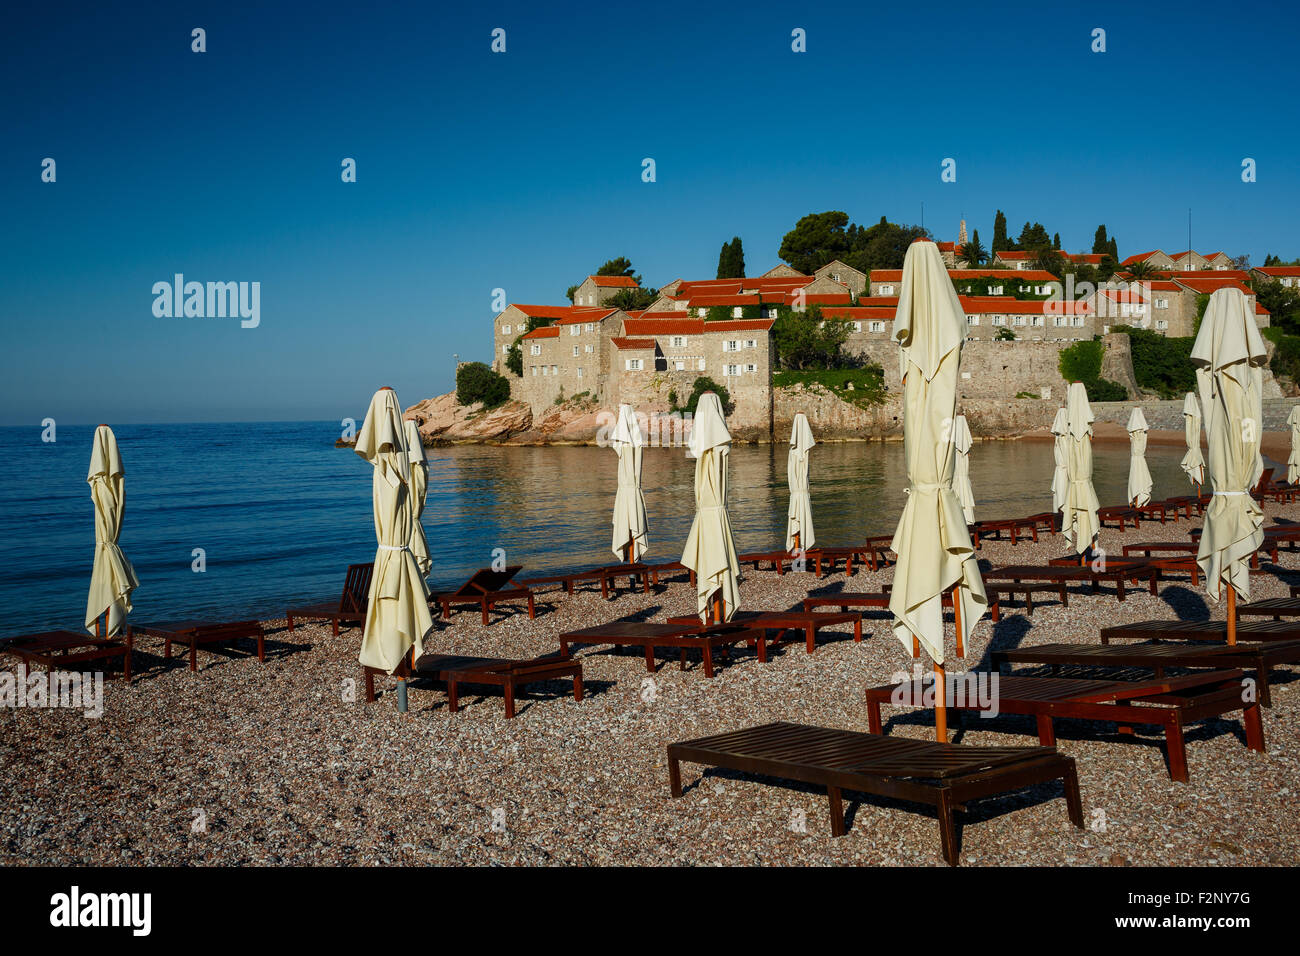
[3, 500, 1298, 868]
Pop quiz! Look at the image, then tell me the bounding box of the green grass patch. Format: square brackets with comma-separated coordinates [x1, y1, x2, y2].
[773, 366, 887, 408]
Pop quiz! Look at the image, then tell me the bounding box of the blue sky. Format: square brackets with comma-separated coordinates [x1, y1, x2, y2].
[2, 0, 1297, 424]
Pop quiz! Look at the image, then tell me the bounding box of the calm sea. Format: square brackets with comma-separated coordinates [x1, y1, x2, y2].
[0, 421, 1224, 638]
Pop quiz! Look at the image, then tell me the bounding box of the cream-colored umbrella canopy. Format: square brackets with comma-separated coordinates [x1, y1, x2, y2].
[888, 241, 986, 665]
[1288, 405, 1300, 484]
[1126, 407, 1153, 507]
[1192, 288, 1266, 604]
[1180, 392, 1205, 486]
[84, 425, 139, 636]
[951, 413, 975, 525]
[785, 413, 816, 551]
[611, 403, 650, 561]
[356, 389, 434, 673]
[403, 418, 433, 582]
[1061, 383, 1100, 553]
[1050, 406, 1069, 515]
[681, 392, 740, 622]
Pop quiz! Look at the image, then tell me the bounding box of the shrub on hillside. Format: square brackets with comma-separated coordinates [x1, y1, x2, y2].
[671, 377, 734, 416]
[456, 362, 511, 408]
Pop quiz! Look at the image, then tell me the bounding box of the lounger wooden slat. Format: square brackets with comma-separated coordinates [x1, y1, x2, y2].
[984, 562, 1159, 601]
[667, 721, 1082, 864]
[286, 562, 373, 636]
[1100, 619, 1300, 644]
[866, 670, 1264, 782]
[1097, 505, 1143, 530]
[1, 629, 133, 682]
[1122, 541, 1197, 558]
[991, 639, 1300, 708]
[665, 610, 863, 655]
[517, 563, 650, 600]
[558, 621, 763, 678]
[134, 619, 264, 672]
[432, 566, 536, 625]
[801, 590, 1004, 624]
[363, 651, 582, 717]
[1237, 597, 1300, 619]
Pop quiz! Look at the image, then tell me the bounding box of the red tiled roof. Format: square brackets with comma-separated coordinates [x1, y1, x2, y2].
[685, 294, 761, 307]
[704, 319, 775, 333]
[936, 241, 955, 252]
[823, 307, 895, 320]
[1172, 277, 1253, 295]
[958, 296, 1091, 315]
[855, 296, 900, 306]
[555, 309, 617, 326]
[510, 304, 616, 322]
[950, 269, 1058, 282]
[622, 318, 704, 336]
[521, 325, 560, 339]
[1258, 302, 1272, 315]
[1101, 290, 1147, 303]
[871, 271, 903, 282]
[588, 275, 640, 288]
[783, 292, 852, 306]
[1121, 250, 1163, 266]
[1255, 266, 1300, 277]
[610, 337, 657, 351]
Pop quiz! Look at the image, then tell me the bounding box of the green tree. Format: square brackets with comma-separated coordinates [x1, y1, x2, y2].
[1092, 225, 1109, 255]
[565, 285, 578, 303]
[1018, 221, 1051, 251]
[993, 210, 1008, 251]
[716, 237, 745, 278]
[843, 216, 929, 272]
[1053, 232, 1061, 250]
[778, 211, 853, 274]
[606, 286, 658, 311]
[771, 304, 852, 370]
[1107, 237, 1118, 260]
[960, 229, 987, 266]
[505, 342, 522, 376]
[1125, 260, 1161, 280]
[596, 257, 640, 282]
[456, 362, 511, 408]
[1257, 279, 1300, 335]
[672, 377, 734, 416]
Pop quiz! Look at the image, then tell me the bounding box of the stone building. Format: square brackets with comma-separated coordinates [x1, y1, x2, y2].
[492, 304, 618, 374]
[571, 274, 640, 307]
[1252, 265, 1300, 289]
[958, 296, 1094, 342]
[813, 259, 867, 296]
[512, 307, 625, 409]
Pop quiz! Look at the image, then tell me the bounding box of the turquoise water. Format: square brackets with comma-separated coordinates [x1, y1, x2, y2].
[0, 422, 1216, 638]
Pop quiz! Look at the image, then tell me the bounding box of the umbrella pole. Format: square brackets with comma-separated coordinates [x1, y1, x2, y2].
[934, 660, 948, 743]
[792, 531, 800, 555]
[711, 591, 723, 625]
[1227, 583, 1237, 646]
[951, 585, 964, 658]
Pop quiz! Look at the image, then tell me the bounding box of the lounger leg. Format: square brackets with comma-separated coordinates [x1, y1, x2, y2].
[991, 597, 1000, 623]
[1165, 716, 1189, 783]
[572, 671, 583, 703]
[1062, 762, 1084, 828]
[702, 645, 715, 678]
[867, 699, 883, 735]
[504, 681, 515, 719]
[827, 786, 845, 837]
[164, 638, 172, 661]
[440, 600, 451, 620]
[365, 669, 375, 703]
[668, 758, 682, 798]
[645, 645, 657, 672]
[257, 634, 265, 663]
[189, 641, 197, 672]
[1243, 699, 1265, 752]
[1025, 591, 1034, 616]
[1035, 714, 1056, 747]
[1256, 672, 1272, 709]
[527, 594, 535, 619]
[937, 790, 958, 865]
[447, 680, 459, 713]
[333, 619, 340, 636]
[912, 636, 920, 659]
[853, 619, 862, 643]
[756, 635, 767, 664]
[806, 626, 815, 654]
[481, 601, 490, 626]
[124, 631, 133, 682]
[286, 615, 294, 633]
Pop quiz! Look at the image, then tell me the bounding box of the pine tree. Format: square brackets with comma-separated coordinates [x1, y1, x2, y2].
[1053, 232, 1061, 250]
[1093, 225, 1109, 255]
[1108, 237, 1118, 260]
[993, 210, 1008, 252]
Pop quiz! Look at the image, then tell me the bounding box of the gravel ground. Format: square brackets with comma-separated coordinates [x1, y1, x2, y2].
[3, 501, 1298, 867]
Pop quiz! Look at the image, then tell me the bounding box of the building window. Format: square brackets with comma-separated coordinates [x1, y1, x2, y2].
[697, 308, 708, 318]
[1013, 316, 1027, 326]
[991, 316, 1005, 326]
[732, 307, 743, 318]
[967, 315, 980, 326]
[698, 359, 706, 371]
[1155, 298, 1168, 309]
[671, 336, 687, 347]
[744, 339, 757, 348]
[531, 366, 537, 376]
[584, 344, 593, 353]
[1071, 316, 1084, 327]
[502, 344, 510, 353]
[745, 363, 756, 373]
[530, 344, 541, 356]
[1156, 319, 1169, 330]
[584, 323, 593, 332]
[869, 321, 884, 333]
[989, 286, 1003, 295]
[626, 358, 643, 371]
[674, 360, 685, 370]
[570, 325, 580, 336]
[831, 272, 841, 282]
[1032, 317, 1044, 327]
[542, 366, 548, 376]
[572, 346, 579, 356]
[577, 367, 584, 379]
[725, 364, 740, 376]
[724, 340, 739, 351]
[1053, 316, 1066, 327]
[502, 324, 512, 334]
[850, 321, 862, 333]
[551, 365, 557, 375]
[880, 285, 895, 295]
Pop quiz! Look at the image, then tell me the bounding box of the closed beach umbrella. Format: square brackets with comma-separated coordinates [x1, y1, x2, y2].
[403, 419, 433, 584]
[84, 425, 139, 636]
[356, 388, 434, 685]
[1050, 407, 1069, 516]
[1126, 407, 1153, 507]
[1192, 288, 1266, 639]
[1061, 383, 1100, 556]
[1181, 392, 1205, 489]
[611, 404, 650, 562]
[889, 240, 986, 741]
[785, 413, 816, 552]
[1288, 405, 1300, 484]
[681, 392, 740, 623]
[951, 413, 975, 525]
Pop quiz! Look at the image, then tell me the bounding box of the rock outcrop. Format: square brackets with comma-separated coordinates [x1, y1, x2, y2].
[403, 392, 532, 444]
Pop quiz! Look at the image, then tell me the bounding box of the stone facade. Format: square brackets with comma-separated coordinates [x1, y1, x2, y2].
[572, 274, 639, 308]
[813, 259, 867, 296]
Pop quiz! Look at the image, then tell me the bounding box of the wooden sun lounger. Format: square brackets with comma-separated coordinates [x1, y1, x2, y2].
[1134, 500, 1178, 523]
[985, 581, 1068, 615]
[1250, 467, 1276, 501]
[518, 563, 650, 600]
[1163, 495, 1207, 518]
[1097, 505, 1143, 530]
[991, 640, 1300, 708]
[134, 619, 265, 672]
[432, 566, 536, 624]
[667, 721, 1081, 865]
[640, 561, 696, 586]
[970, 517, 1042, 547]
[665, 609, 863, 655]
[1, 629, 133, 682]
[1237, 597, 1300, 619]
[737, 550, 802, 575]
[558, 621, 763, 678]
[866, 670, 1264, 782]
[801, 590, 1005, 624]
[1100, 619, 1300, 644]
[286, 562, 373, 635]
[984, 562, 1159, 601]
[363, 651, 582, 718]
[1122, 541, 1197, 558]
